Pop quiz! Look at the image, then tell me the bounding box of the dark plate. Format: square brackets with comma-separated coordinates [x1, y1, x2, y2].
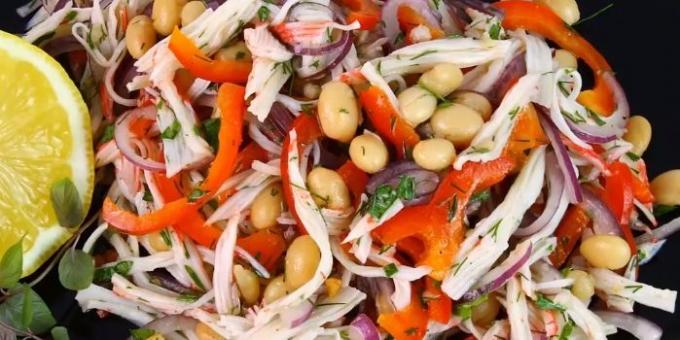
[1, 0, 679, 339]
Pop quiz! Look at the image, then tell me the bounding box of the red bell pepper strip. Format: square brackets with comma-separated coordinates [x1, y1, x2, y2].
[236, 230, 286, 272]
[377, 292, 429, 340]
[358, 86, 420, 158]
[280, 114, 323, 231]
[549, 205, 591, 267]
[235, 142, 269, 174]
[336, 0, 381, 30]
[503, 105, 548, 166]
[102, 197, 195, 236]
[100, 82, 114, 122]
[397, 5, 444, 43]
[494, 1, 615, 115]
[603, 162, 637, 252]
[336, 160, 369, 209]
[373, 205, 464, 280]
[424, 277, 452, 324]
[168, 27, 252, 84]
[630, 160, 654, 204]
[201, 83, 246, 193]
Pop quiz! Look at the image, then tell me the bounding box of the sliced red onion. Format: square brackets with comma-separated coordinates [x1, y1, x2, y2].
[486, 52, 527, 106]
[318, 140, 349, 169]
[134, 315, 197, 340]
[350, 314, 380, 340]
[280, 299, 314, 327]
[254, 102, 295, 144]
[206, 0, 225, 10]
[298, 29, 353, 80]
[42, 0, 69, 14]
[461, 243, 532, 302]
[41, 35, 84, 57]
[114, 106, 166, 172]
[148, 270, 196, 295]
[594, 311, 662, 340]
[636, 215, 680, 244]
[454, 0, 504, 18]
[515, 152, 564, 236]
[537, 106, 583, 203]
[366, 161, 439, 206]
[579, 187, 622, 236]
[114, 55, 140, 101]
[567, 73, 630, 144]
[382, 0, 441, 46]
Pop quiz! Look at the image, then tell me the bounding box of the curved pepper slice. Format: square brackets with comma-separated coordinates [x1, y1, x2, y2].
[494, 1, 615, 115]
[424, 277, 452, 324]
[358, 86, 420, 158]
[201, 83, 246, 193]
[336, 160, 369, 209]
[168, 27, 252, 84]
[236, 230, 287, 272]
[102, 197, 195, 236]
[397, 5, 444, 43]
[377, 291, 429, 340]
[280, 114, 323, 231]
[549, 205, 590, 267]
[336, 0, 381, 30]
[603, 161, 637, 253]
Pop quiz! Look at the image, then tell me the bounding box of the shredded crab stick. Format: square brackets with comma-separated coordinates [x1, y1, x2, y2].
[17, 0, 680, 337]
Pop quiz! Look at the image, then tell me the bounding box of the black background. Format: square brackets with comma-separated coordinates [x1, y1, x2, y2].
[1, 0, 679, 339]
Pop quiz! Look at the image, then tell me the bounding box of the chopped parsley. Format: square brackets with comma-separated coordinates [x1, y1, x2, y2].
[535, 294, 566, 312]
[257, 6, 270, 21]
[561, 110, 587, 124]
[94, 261, 133, 283]
[202, 118, 220, 151]
[410, 49, 437, 61]
[393, 32, 405, 45]
[558, 317, 575, 340]
[624, 284, 643, 293]
[160, 229, 172, 246]
[573, 3, 614, 26]
[469, 190, 491, 204]
[99, 124, 115, 144]
[177, 293, 200, 302]
[508, 106, 520, 119]
[130, 328, 157, 340]
[310, 59, 321, 69]
[586, 108, 607, 126]
[626, 151, 641, 162]
[448, 195, 459, 221]
[339, 330, 350, 340]
[188, 188, 206, 202]
[488, 21, 502, 40]
[487, 219, 502, 241]
[469, 145, 491, 154]
[653, 204, 678, 218]
[379, 244, 393, 254]
[396, 175, 415, 200]
[454, 294, 488, 320]
[160, 120, 181, 139]
[364, 176, 415, 218]
[339, 107, 349, 114]
[142, 186, 153, 202]
[185, 265, 207, 291]
[383, 263, 398, 278]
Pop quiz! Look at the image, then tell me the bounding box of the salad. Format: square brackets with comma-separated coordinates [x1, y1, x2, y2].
[7, 0, 679, 338]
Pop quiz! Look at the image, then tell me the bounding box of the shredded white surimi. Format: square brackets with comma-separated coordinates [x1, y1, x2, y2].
[553, 290, 610, 340]
[214, 214, 240, 315]
[331, 238, 430, 280]
[207, 177, 277, 223]
[185, 308, 252, 339]
[481, 320, 509, 340]
[235, 246, 271, 279]
[111, 273, 193, 314]
[83, 223, 109, 253]
[252, 159, 281, 176]
[100, 251, 174, 274]
[244, 25, 294, 61]
[507, 276, 533, 340]
[81, 300, 154, 326]
[246, 58, 292, 122]
[454, 74, 539, 169]
[249, 129, 333, 326]
[535, 279, 574, 292]
[343, 199, 404, 243]
[589, 268, 677, 313]
[443, 147, 545, 299]
[461, 39, 523, 93]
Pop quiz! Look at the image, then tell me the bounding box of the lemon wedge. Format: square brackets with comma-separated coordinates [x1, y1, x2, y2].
[0, 30, 94, 276]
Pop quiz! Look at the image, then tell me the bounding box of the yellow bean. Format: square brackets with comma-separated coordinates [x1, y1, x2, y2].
[650, 170, 680, 206]
[471, 293, 500, 327]
[125, 15, 156, 59]
[537, 0, 580, 25]
[214, 41, 251, 61]
[450, 91, 492, 121]
[622, 115, 652, 156]
[324, 277, 342, 298]
[233, 264, 261, 305]
[554, 49, 578, 69]
[262, 275, 287, 304]
[413, 138, 456, 171]
[418, 63, 464, 97]
[285, 235, 321, 291]
[567, 270, 594, 302]
[250, 183, 283, 230]
[317, 81, 360, 143]
[306, 167, 351, 210]
[349, 133, 389, 174]
[579, 235, 631, 270]
[430, 103, 484, 148]
[397, 86, 437, 127]
[152, 0, 181, 36]
[195, 322, 224, 340]
[180, 1, 206, 27]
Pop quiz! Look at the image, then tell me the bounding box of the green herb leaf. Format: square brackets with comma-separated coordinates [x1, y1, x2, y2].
[586, 109, 607, 126]
[454, 294, 488, 320]
[188, 188, 206, 202]
[367, 185, 397, 219]
[99, 124, 115, 144]
[0, 285, 56, 334]
[58, 249, 95, 290]
[161, 120, 182, 139]
[653, 204, 678, 218]
[94, 260, 133, 283]
[383, 263, 398, 278]
[177, 293, 201, 302]
[130, 328, 157, 340]
[561, 110, 586, 124]
[339, 330, 350, 340]
[0, 238, 23, 289]
[185, 265, 207, 291]
[410, 49, 437, 61]
[448, 195, 459, 221]
[257, 6, 270, 21]
[624, 284, 643, 293]
[488, 21, 502, 40]
[142, 188, 154, 202]
[396, 175, 415, 201]
[202, 118, 221, 151]
[51, 326, 70, 340]
[508, 106, 520, 119]
[487, 219, 502, 241]
[573, 3, 614, 26]
[160, 229, 173, 246]
[626, 152, 641, 162]
[535, 294, 566, 311]
[558, 317, 575, 340]
[50, 178, 84, 228]
[469, 190, 491, 204]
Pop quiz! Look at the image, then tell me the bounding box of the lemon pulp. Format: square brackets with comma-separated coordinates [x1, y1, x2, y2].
[0, 30, 94, 276]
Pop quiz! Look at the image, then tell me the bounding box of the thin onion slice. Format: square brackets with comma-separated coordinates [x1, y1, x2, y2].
[515, 151, 564, 236]
[114, 106, 166, 172]
[580, 188, 622, 236]
[594, 311, 662, 340]
[350, 313, 380, 340]
[461, 243, 532, 302]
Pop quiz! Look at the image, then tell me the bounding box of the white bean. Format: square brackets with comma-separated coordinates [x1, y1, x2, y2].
[397, 86, 437, 127]
[306, 167, 351, 210]
[622, 115, 652, 156]
[413, 138, 456, 171]
[418, 63, 464, 97]
[317, 81, 360, 143]
[580, 235, 631, 270]
[430, 104, 484, 148]
[349, 133, 389, 174]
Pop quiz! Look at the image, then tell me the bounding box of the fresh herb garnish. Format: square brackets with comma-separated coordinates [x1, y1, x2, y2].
[488, 21, 502, 40]
[487, 219, 502, 241]
[558, 317, 575, 340]
[185, 265, 207, 291]
[626, 152, 641, 162]
[50, 178, 84, 228]
[257, 6, 270, 21]
[160, 229, 172, 246]
[535, 294, 566, 312]
[586, 108, 607, 126]
[508, 106, 520, 119]
[188, 188, 206, 202]
[383, 263, 398, 278]
[469, 190, 491, 204]
[573, 3, 614, 26]
[202, 118, 220, 150]
[99, 124, 115, 144]
[410, 49, 437, 60]
[94, 260, 133, 283]
[161, 120, 181, 139]
[58, 249, 94, 290]
[653, 204, 679, 218]
[624, 284, 643, 293]
[561, 110, 586, 124]
[365, 176, 414, 218]
[130, 328, 157, 340]
[454, 294, 488, 320]
[0, 238, 23, 289]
